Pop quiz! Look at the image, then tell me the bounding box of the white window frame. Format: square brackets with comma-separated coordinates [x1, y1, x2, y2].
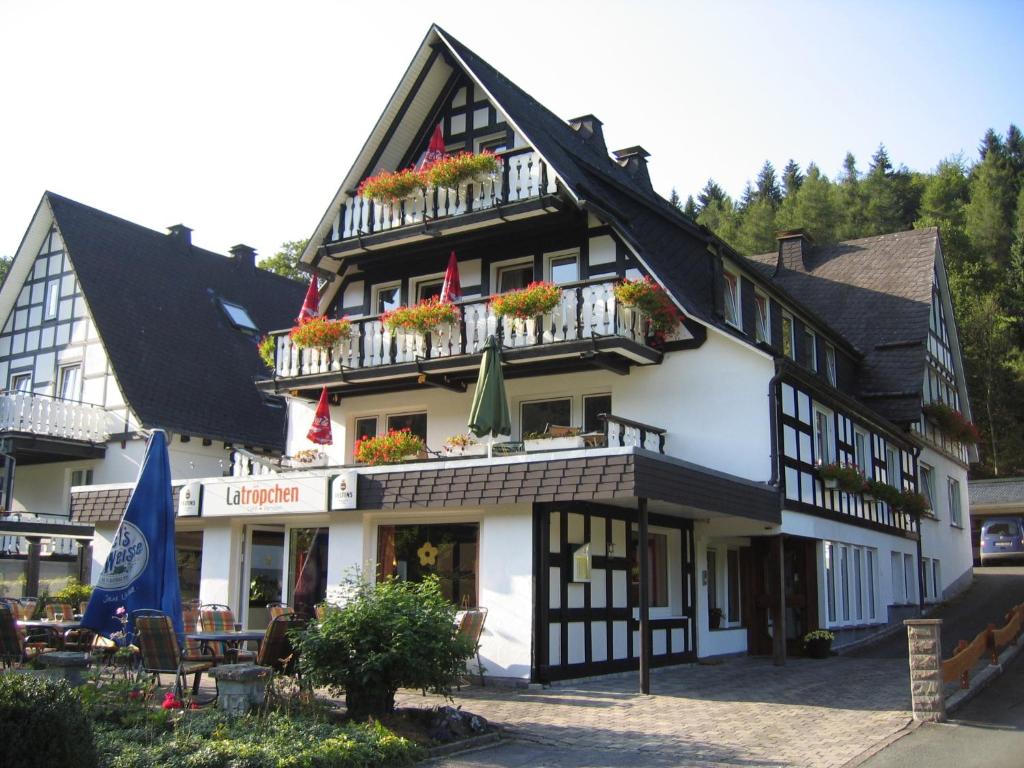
[410, 272, 445, 303]
[44, 281, 60, 320]
[544, 249, 580, 285]
[854, 429, 870, 475]
[519, 396, 573, 439]
[813, 407, 835, 465]
[706, 544, 743, 629]
[782, 312, 795, 360]
[825, 541, 880, 628]
[805, 327, 818, 372]
[219, 298, 258, 331]
[903, 553, 917, 604]
[57, 364, 81, 402]
[372, 282, 402, 315]
[948, 477, 962, 527]
[891, 551, 905, 604]
[824, 343, 837, 386]
[754, 291, 770, 344]
[490, 257, 534, 295]
[886, 446, 901, 488]
[9, 373, 31, 393]
[919, 463, 936, 516]
[931, 560, 941, 602]
[723, 270, 741, 329]
[350, 411, 428, 459]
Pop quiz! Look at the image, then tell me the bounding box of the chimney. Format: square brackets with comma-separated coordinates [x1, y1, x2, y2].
[167, 224, 192, 245]
[569, 114, 607, 154]
[229, 243, 257, 272]
[613, 146, 653, 192]
[775, 230, 814, 273]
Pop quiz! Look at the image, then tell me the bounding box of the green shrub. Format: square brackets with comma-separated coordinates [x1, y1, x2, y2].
[295, 575, 474, 720]
[53, 577, 93, 607]
[0, 673, 97, 768]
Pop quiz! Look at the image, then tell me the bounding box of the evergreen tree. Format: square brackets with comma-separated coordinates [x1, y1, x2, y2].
[696, 197, 741, 250]
[736, 198, 779, 255]
[965, 148, 1016, 264]
[862, 144, 902, 235]
[776, 163, 838, 244]
[979, 128, 1005, 161]
[683, 195, 698, 219]
[782, 159, 804, 198]
[915, 158, 973, 275]
[836, 152, 867, 239]
[669, 188, 682, 210]
[755, 161, 783, 208]
[739, 181, 756, 212]
[697, 179, 726, 210]
[1006, 124, 1024, 182]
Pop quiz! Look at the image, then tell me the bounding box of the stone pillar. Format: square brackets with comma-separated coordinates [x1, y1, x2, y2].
[904, 618, 945, 722]
[209, 663, 272, 716]
[25, 537, 42, 597]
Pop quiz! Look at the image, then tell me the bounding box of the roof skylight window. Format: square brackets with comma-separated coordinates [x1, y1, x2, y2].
[219, 299, 258, 332]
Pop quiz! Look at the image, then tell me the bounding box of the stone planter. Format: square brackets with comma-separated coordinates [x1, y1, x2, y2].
[524, 436, 586, 452]
[208, 663, 272, 716]
[804, 638, 832, 659]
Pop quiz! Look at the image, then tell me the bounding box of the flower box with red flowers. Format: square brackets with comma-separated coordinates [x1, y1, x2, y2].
[922, 402, 980, 444]
[380, 297, 460, 335]
[289, 317, 352, 351]
[613, 276, 682, 339]
[354, 428, 426, 466]
[490, 281, 562, 319]
[357, 167, 428, 204]
[424, 150, 501, 189]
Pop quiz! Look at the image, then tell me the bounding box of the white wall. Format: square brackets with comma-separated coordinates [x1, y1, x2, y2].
[199, 523, 237, 608]
[284, 329, 774, 482]
[918, 445, 973, 598]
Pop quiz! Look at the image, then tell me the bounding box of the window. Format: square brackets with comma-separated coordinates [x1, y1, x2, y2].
[804, 327, 817, 372]
[520, 398, 571, 438]
[58, 365, 81, 401]
[287, 527, 329, 618]
[377, 523, 478, 605]
[886, 446, 901, 488]
[948, 477, 962, 527]
[9, 373, 31, 393]
[416, 281, 443, 302]
[866, 549, 877, 619]
[546, 250, 580, 285]
[494, 259, 533, 293]
[840, 545, 850, 621]
[919, 464, 935, 514]
[629, 529, 668, 608]
[583, 394, 611, 434]
[826, 541, 879, 627]
[70, 469, 93, 487]
[373, 283, 401, 314]
[354, 416, 378, 442]
[386, 412, 427, 443]
[44, 281, 60, 320]
[826, 544, 837, 622]
[891, 552, 905, 604]
[475, 133, 508, 153]
[754, 292, 770, 343]
[904, 553, 916, 604]
[723, 271, 740, 328]
[219, 299, 258, 332]
[814, 409, 834, 465]
[932, 560, 941, 601]
[782, 312, 795, 360]
[854, 430, 869, 474]
[853, 548, 863, 621]
[824, 344, 837, 386]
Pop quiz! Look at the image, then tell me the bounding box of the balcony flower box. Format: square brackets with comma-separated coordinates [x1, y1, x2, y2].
[289, 317, 352, 351]
[524, 432, 586, 452]
[922, 402, 980, 444]
[817, 462, 866, 493]
[442, 434, 487, 457]
[613, 276, 681, 341]
[354, 428, 426, 466]
[357, 167, 427, 204]
[381, 297, 459, 335]
[424, 151, 501, 190]
[287, 449, 328, 468]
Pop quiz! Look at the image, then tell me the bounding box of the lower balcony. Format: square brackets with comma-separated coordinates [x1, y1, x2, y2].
[264, 280, 666, 395]
[0, 393, 109, 464]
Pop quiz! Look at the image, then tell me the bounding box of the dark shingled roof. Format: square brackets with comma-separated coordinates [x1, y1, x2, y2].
[47, 193, 307, 450]
[437, 27, 721, 329]
[969, 477, 1024, 507]
[743, 229, 939, 423]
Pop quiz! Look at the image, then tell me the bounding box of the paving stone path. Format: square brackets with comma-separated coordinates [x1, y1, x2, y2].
[401, 655, 912, 768]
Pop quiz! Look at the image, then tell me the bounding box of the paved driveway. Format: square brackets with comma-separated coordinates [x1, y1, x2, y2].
[406, 654, 912, 768]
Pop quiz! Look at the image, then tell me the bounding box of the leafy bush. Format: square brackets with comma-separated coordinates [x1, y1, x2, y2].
[295, 575, 474, 720]
[93, 708, 420, 768]
[257, 335, 276, 369]
[0, 674, 97, 768]
[53, 577, 93, 608]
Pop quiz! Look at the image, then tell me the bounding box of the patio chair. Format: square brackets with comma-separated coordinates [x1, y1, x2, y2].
[256, 612, 308, 678]
[266, 602, 290, 620]
[16, 597, 39, 620]
[133, 611, 213, 697]
[199, 605, 254, 663]
[45, 602, 75, 621]
[0, 602, 57, 668]
[313, 602, 336, 620]
[456, 607, 488, 687]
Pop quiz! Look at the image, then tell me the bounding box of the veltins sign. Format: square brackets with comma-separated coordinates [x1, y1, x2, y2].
[329, 469, 359, 510]
[203, 475, 327, 517]
[177, 481, 202, 517]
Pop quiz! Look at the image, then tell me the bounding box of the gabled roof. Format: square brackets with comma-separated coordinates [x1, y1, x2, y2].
[969, 477, 1024, 507]
[304, 25, 724, 330]
[45, 193, 306, 450]
[744, 229, 940, 424]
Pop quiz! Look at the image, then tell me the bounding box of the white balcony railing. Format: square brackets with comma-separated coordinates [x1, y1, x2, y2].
[0, 392, 109, 444]
[271, 280, 655, 379]
[334, 149, 557, 241]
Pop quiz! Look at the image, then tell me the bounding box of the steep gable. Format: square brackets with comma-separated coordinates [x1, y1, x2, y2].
[44, 193, 307, 449]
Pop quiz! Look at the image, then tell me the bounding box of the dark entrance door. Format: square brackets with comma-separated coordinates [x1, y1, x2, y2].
[743, 536, 819, 656]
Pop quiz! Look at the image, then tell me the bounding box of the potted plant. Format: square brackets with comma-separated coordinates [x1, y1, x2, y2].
[424, 150, 501, 190]
[354, 428, 426, 466]
[257, 335, 276, 370]
[289, 316, 352, 351]
[818, 462, 866, 493]
[613, 276, 681, 344]
[863, 478, 902, 507]
[709, 606, 724, 630]
[524, 428, 585, 452]
[442, 433, 486, 457]
[357, 166, 428, 204]
[288, 448, 328, 468]
[895, 490, 930, 517]
[803, 629, 835, 658]
[922, 401, 980, 444]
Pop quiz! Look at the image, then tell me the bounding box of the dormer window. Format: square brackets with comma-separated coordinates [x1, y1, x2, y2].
[754, 292, 770, 344]
[219, 299, 258, 332]
[723, 271, 740, 329]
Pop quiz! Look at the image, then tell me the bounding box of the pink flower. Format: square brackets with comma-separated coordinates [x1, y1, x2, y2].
[115, 606, 126, 616]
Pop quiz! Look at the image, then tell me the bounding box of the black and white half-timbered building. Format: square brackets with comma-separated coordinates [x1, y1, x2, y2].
[125, 26, 973, 684]
[0, 193, 304, 600]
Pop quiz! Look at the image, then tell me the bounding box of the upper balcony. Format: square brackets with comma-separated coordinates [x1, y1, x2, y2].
[326, 148, 560, 257]
[262, 279, 665, 395]
[0, 392, 109, 464]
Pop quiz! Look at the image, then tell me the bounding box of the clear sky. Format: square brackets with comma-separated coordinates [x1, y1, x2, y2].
[1, 0, 1021, 262]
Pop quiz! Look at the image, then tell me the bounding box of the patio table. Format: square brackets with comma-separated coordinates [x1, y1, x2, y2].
[17, 618, 82, 651]
[186, 629, 265, 661]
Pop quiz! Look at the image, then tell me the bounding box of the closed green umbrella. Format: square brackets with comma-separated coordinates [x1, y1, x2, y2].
[468, 335, 511, 445]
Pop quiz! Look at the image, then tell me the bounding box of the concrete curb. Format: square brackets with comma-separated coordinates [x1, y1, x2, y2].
[945, 637, 1024, 715]
[424, 732, 503, 761]
[839, 718, 919, 768]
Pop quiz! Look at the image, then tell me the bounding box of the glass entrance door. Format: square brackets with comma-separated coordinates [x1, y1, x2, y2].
[243, 527, 285, 629]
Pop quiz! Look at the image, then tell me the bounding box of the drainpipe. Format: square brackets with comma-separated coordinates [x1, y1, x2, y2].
[911, 444, 925, 616]
[768, 366, 784, 487]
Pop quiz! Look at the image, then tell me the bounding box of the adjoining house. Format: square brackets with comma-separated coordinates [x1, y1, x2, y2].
[0, 193, 306, 600]
[968, 477, 1024, 563]
[70, 25, 974, 685]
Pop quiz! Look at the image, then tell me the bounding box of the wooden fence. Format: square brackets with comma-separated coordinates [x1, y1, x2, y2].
[941, 602, 1024, 688]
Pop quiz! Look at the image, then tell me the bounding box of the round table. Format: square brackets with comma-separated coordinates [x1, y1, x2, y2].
[186, 629, 265, 662]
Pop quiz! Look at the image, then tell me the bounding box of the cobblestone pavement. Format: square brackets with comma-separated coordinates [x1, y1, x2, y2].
[401, 655, 913, 768]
